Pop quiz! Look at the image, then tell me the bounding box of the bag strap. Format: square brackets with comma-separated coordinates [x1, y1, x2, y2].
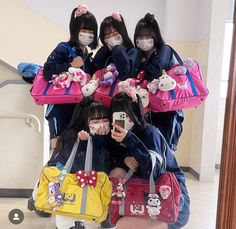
[168, 45, 198, 97]
[61, 43, 77, 58]
[65, 139, 80, 172]
[84, 136, 93, 172]
[124, 151, 158, 193]
[64, 136, 93, 173]
[119, 151, 159, 215]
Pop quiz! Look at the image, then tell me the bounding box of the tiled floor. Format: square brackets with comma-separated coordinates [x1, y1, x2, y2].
[0, 172, 219, 229]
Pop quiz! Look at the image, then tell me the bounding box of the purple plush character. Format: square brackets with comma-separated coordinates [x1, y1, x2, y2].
[100, 63, 119, 86]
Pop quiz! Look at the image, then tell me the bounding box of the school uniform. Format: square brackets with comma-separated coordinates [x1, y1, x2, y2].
[43, 41, 93, 139]
[91, 45, 141, 80]
[142, 45, 184, 151]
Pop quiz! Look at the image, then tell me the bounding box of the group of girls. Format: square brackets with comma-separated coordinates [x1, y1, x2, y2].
[36, 3, 190, 229]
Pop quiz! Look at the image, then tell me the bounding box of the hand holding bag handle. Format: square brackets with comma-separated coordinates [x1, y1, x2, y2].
[58, 136, 93, 186]
[119, 151, 160, 215]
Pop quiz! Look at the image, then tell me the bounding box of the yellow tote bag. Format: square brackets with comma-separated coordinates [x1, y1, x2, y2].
[35, 137, 112, 222]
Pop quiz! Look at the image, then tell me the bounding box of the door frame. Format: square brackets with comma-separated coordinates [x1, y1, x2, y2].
[216, 1, 236, 228]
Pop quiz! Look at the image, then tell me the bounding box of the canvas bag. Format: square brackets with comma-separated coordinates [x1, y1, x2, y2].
[149, 47, 209, 112]
[35, 137, 112, 222]
[109, 152, 181, 224]
[31, 44, 86, 105]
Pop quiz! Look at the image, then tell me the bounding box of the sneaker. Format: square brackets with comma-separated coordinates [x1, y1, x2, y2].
[100, 214, 115, 228]
[27, 197, 52, 218]
[69, 221, 86, 229]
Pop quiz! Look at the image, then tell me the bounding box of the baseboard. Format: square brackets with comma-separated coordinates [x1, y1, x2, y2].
[181, 166, 200, 180]
[0, 189, 33, 198]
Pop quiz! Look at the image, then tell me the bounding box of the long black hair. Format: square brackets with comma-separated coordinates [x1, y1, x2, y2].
[134, 13, 165, 50]
[99, 15, 133, 49]
[55, 96, 109, 152]
[69, 8, 98, 49]
[110, 92, 146, 130]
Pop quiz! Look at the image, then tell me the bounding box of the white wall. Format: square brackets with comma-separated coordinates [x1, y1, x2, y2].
[20, 0, 165, 45]
[0, 63, 45, 189]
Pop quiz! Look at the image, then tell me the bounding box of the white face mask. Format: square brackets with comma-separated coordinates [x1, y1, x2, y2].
[78, 32, 94, 46]
[125, 117, 134, 131]
[89, 122, 110, 135]
[136, 38, 154, 51]
[105, 35, 123, 47]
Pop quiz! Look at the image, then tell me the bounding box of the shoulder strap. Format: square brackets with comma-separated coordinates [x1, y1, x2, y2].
[61, 43, 77, 58]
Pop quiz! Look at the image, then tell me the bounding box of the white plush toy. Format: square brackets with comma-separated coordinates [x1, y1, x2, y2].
[145, 193, 161, 219]
[68, 67, 89, 86]
[81, 79, 98, 97]
[157, 70, 176, 91]
[147, 79, 160, 95]
[137, 86, 149, 108]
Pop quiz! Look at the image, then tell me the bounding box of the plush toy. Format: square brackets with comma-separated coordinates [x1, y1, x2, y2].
[118, 78, 139, 102]
[157, 70, 176, 91]
[50, 72, 73, 89]
[183, 57, 195, 69]
[100, 63, 119, 86]
[145, 193, 161, 219]
[173, 65, 187, 75]
[81, 79, 99, 97]
[147, 79, 160, 94]
[68, 67, 89, 86]
[137, 86, 149, 108]
[111, 178, 126, 206]
[136, 70, 145, 81]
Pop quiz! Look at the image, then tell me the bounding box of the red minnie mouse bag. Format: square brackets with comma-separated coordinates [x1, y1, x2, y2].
[109, 153, 181, 224]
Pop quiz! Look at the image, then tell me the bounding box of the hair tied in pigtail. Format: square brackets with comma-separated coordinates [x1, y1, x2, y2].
[144, 13, 155, 23]
[75, 4, 88, 17]
[112, 12, 122, 22]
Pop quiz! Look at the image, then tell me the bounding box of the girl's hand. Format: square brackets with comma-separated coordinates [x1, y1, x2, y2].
[78, 130, 89, 141]
[71, 56, 84, 68]
[111, 123, 128, 142]
[124, 157, 139, 172]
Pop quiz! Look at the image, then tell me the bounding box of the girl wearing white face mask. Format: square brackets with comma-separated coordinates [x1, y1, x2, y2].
[43, 4, 98, 152]
[109, 92, 190, 229]
[47, 96, 111, 229]
[91, 12, 142, 80]
[134, 13, 184, 153]
[29, 5, 99, 228]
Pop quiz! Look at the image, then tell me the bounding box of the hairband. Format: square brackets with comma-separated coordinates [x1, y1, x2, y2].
[112, 12, 122, 22]
[75, 4, 88, 17]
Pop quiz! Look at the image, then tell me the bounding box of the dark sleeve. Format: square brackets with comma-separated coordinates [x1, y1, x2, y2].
[109, 138, 130, 170]
[122, 129, 165, 179]
[145, 45, 174, 81]
[112, 46, 142, 80]
[43, 42, 72, 81]
[83, 52, 94, 76]
[90, 46, 111, 74]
